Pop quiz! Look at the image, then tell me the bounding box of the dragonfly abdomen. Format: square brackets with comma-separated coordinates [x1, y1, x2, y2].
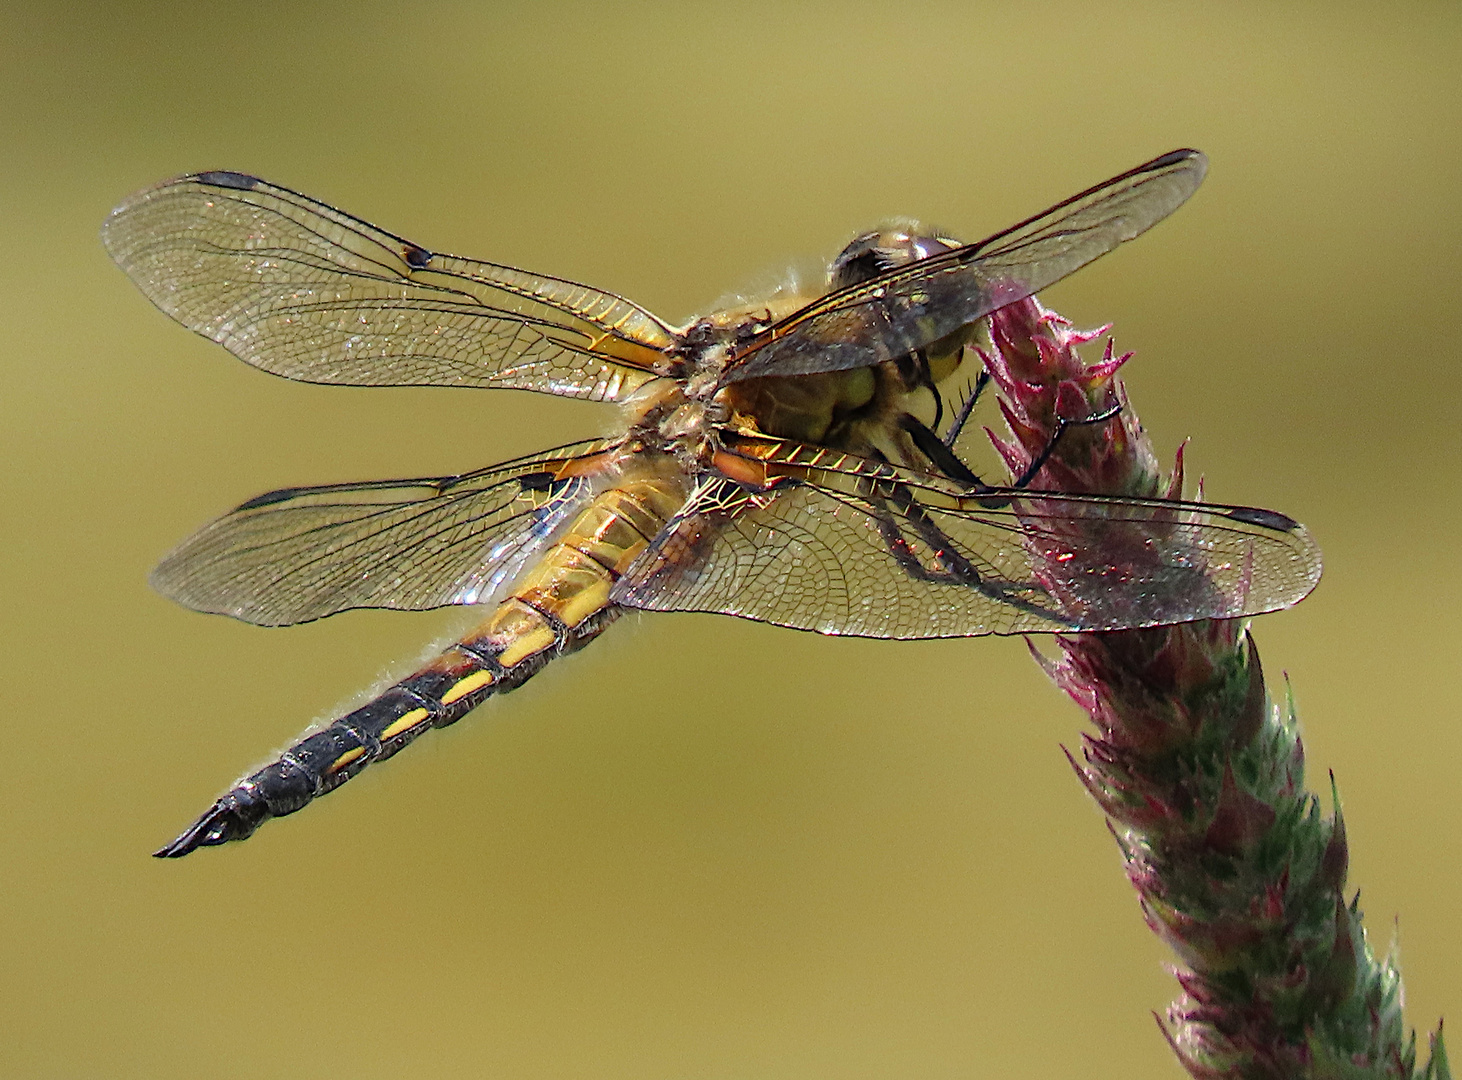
[154, 474, 689, 857]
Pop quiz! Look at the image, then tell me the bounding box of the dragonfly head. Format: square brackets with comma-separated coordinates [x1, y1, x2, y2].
[830, 224, 964, 289]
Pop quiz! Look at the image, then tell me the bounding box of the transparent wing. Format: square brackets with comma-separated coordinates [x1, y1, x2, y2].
[612, 438, 1320, 639]
[723, 149, 1206, 383]
[103, 172, 678, 402]
[152, 439, 626, 627]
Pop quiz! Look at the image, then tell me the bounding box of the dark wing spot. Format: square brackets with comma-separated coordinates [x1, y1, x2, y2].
[1224, 506, 1299, 532]
[429, 474, 468, 494]
[517, 472, 557, 492]
[402, 243, 432, 269]
[235, 486, 310, 511]
[1149, 148, 1202, 171]
[194, 170, 260, 190]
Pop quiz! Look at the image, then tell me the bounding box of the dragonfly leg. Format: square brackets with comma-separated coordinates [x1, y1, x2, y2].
[898, 413, 991, 490]
[867, 480, 1071, 625]
[1008, 397, 1123, 490]
[942, 367, 991, 448]
[903, 383, 1121, 497]
[913, 349, 943, 432]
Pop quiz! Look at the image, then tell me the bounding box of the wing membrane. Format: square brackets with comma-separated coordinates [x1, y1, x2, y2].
[724, 150, 1206, 383]
[152, 439, 624, 627]
[613, 439, 1320, 639]
[103, 172, 677, 402]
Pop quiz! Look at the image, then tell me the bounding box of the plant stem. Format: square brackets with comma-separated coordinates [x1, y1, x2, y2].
[981, 297, 1449, 1080]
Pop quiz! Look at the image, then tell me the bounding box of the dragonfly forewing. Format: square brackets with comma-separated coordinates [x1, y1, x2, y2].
[101, 172, 673, 401]
[723, 149, 1207, 382]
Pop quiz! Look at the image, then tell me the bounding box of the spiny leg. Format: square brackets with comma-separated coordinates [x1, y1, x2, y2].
[863, 476, 1069, 625]
[899, 413, 990, 490]
[938, 362, 1123, 491]
[942, 368, 991, 448]
[1007, 397, 1123, 490]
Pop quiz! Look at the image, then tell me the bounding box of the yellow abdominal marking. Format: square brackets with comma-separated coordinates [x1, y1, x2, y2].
[326, 747, 366, 774]
[497, 626, 558, 668]
[379, 707, 432, 742]
[441, 669, 496, 705]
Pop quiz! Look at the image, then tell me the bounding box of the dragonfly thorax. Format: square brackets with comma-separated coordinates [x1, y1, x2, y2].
[620, 379, 730, 473]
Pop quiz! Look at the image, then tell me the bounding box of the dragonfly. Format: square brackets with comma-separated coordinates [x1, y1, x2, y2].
[103, 148, 1321, 857]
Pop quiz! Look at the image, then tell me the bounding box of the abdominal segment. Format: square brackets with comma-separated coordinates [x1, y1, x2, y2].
[155, 476, 689, 857]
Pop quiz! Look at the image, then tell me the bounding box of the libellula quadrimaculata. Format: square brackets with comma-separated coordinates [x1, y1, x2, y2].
[103, 149, 1321, 857]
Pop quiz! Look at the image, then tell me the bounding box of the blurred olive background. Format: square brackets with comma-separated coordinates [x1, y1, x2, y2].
[2, 2, 1458, 1077]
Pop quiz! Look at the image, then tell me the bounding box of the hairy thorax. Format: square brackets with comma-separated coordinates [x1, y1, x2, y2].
[626, 225, 986, 473]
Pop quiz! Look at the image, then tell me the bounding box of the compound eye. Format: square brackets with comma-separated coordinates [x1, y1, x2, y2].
[830, 228, 962, 289]
[910, 235, 959, 261]
[829, 231, 891, 287]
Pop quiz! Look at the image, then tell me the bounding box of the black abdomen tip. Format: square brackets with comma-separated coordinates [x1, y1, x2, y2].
[153, 786, 271, 857]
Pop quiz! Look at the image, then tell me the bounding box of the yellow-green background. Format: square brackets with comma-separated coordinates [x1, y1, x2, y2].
[3, 3, 1457, 1077]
